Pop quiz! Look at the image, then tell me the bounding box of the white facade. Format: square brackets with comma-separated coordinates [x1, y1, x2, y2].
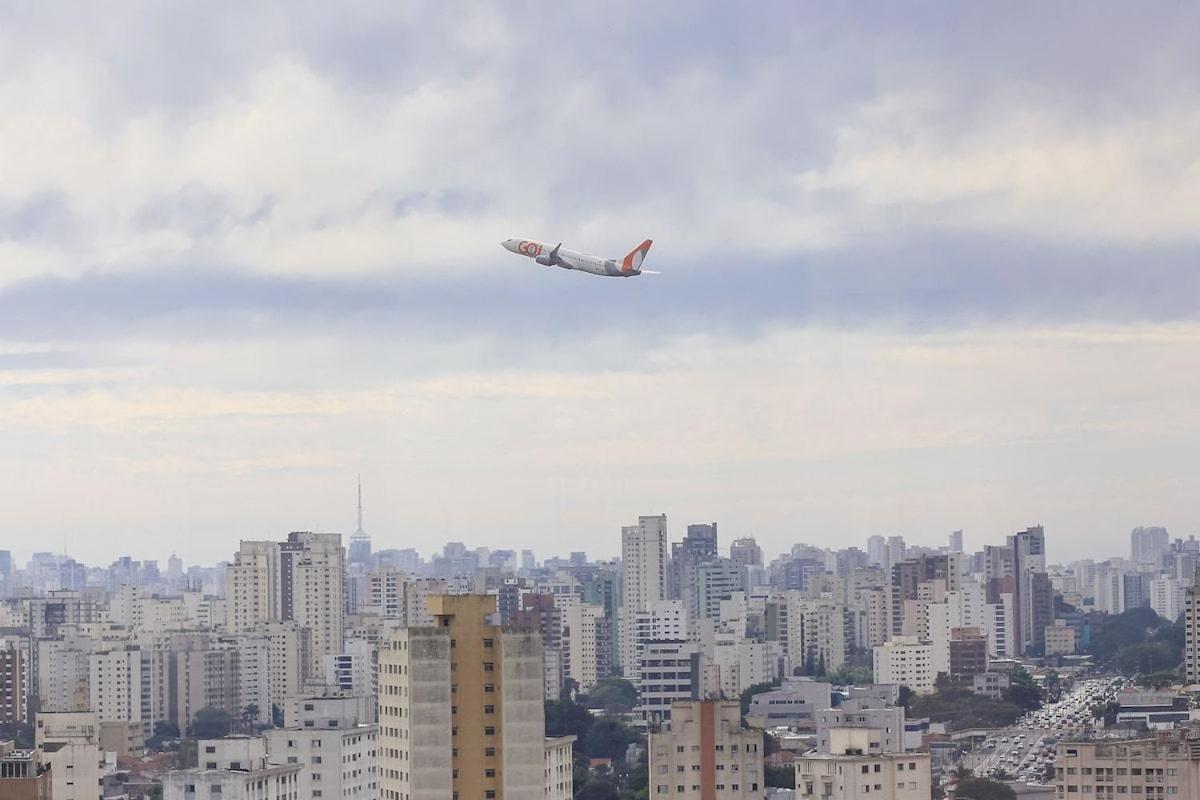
[1150, 576, 1183, 622]
[544, 736, 575, 800]
[265, 724, 378, 800]
[166, 737, 300, 800]
[619, 515, 668, 672]
[36, 711, 109, 800]
[564, 602, 606, 690]
[795, 750, 930, 800]
[226, 541, 281, 633]
[873, 637, 934, 695]
[637, 640, 697, 723]
[89, 647, 157, 732]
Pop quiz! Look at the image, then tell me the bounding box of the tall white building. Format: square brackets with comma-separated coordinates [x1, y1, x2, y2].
[226, 541, 281, 632]
[619, 515, 668, 673]
[564, 602, 607, 690]
[225, 533, 344, 682]
[1150, 576, 1183, 622]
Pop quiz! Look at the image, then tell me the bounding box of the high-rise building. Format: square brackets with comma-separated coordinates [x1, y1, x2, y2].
[1130, 526, 1170, 566]
[1184, 569, 1200, 685]
[1008, 525, 1052, 654]
[873, 636, 934, 695]
[0, 642, 25, 724]
[226, 533, 344, 681]
[377, 594, 554, 800]
[949, 530, 964, 553]
[866, 536, 886, 569]
[668, 523, 718, 621]
[648, 701, 763, 798]
[619, 515, 668, 672]
[696, 559, 747, 621]
[730, 537, 762, 569]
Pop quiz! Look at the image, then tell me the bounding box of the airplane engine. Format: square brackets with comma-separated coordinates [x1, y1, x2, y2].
[535, 255, 555, 266]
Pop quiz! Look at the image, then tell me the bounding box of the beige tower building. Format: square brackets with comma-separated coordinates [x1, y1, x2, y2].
[648, 700, 764, 798]
[620, 515, 668, 673]
[378, 594, 559, 800]
[225, 532, 344, 682]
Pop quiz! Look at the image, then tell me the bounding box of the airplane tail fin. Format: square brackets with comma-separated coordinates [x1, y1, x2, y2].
[621, 239, 653, 273]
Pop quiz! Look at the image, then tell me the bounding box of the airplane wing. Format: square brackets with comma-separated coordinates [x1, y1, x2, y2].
[548, 242, 563, 265]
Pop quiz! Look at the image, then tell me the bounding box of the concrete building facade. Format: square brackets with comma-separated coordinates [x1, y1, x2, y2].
[648, 701, 763, 798]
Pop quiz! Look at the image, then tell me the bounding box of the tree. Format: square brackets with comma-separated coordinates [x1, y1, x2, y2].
[545, 698, 594, 741]
[1004, 668, 1042, 712]
[271, 704, 284, 728]
[582, 718, 636, 761]
[1135, 670, 1182, 689]
[560, 677, 580, 703]
[956, 776, 1016, 800]
[576, 779, 619, 800]
[153, 721, 181, 739]
[189, 707, 234, 739]
[241, 704, 260, 732]
[1115, 642, 1180, 676]
[825, 665, 874, 685]
[586, 678, 637, 714]
[896, 685, 914, 711]
[764, 764, 795, 789]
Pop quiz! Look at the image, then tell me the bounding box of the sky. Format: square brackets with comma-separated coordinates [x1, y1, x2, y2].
[1, 2, 1198, 567]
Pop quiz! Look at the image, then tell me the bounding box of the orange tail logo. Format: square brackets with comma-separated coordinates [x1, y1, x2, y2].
[621, 239, 653, 272]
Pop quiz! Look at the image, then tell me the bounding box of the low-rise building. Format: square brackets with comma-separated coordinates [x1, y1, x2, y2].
[816, 698, 906, 755]
[1053, 732, 1200, 799]
[972, 671, 1010, 700]
[1113, 691, 1192, 728]
[745, 680, 833, 731]
[648, 701, 763, 798]
[164, 737, 301, 800]
[544, 736, 575, 800]
[1043, 622, 1076, 657]
[265, 694, 378, 800]
[795, 743, 931, 800]
[0, 742, 52, 800]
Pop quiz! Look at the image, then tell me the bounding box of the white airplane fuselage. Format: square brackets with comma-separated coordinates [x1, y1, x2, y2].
[501, 238, 653, 277]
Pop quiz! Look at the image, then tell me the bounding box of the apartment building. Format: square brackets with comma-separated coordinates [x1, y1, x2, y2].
[377, 594, 555, 800]
[873, 637, 935, 695]
[795, 740, 930, 800]
[648, 700, 763, 798]
[1054, 733, 1200, 800]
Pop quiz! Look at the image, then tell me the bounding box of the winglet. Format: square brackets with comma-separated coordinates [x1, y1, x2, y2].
[621, 239, 653, 273]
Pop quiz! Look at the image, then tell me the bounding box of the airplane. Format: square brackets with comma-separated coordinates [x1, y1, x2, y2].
[501, 237, 656, 277]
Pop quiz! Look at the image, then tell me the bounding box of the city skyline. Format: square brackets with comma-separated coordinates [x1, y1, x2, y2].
[1, 513, 1187, 573]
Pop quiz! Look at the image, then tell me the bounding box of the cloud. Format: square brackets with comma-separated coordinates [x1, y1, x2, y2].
[0, 3, 1197, 565]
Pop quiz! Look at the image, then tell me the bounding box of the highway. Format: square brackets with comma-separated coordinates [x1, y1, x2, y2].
[962, 677, 1121, 783]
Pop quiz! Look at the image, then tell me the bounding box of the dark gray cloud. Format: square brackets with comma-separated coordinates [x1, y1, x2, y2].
[1, 232, 1194, 350]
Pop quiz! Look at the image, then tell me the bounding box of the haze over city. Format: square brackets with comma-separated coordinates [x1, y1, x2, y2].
[2, 4, 1199, 564]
